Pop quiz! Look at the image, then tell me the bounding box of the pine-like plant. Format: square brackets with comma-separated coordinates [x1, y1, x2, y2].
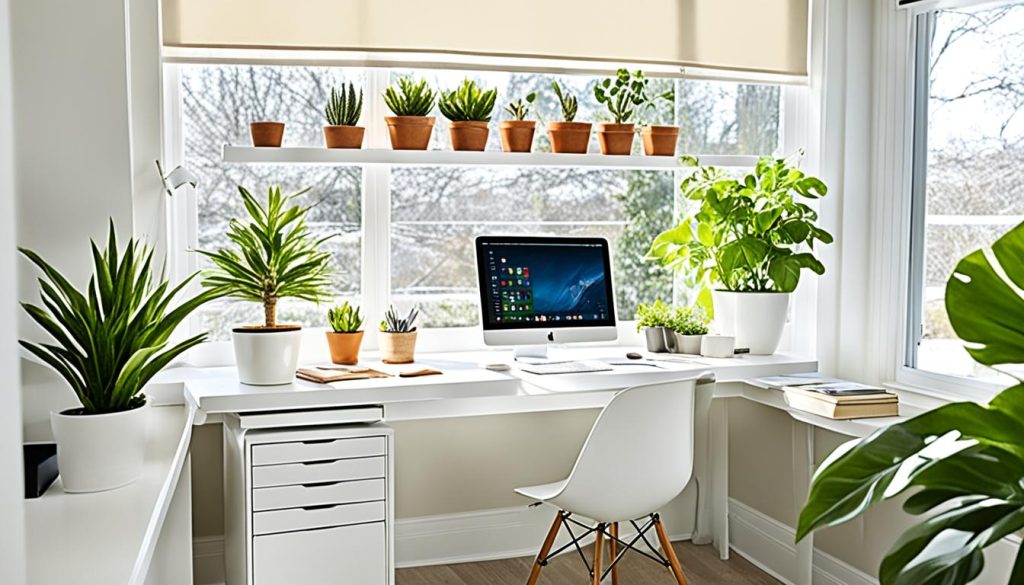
[198, 186, 334, 328]
[327, 302, 364, 333]
[438, 79, 497, 122]
[383, 77, 436, 117]
[551, 82, 578, 122]
[325, 83, 363, 126]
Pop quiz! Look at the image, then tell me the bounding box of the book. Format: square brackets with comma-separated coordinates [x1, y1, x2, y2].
[753, 375, 829, 389]
[783, 385, 899, 420]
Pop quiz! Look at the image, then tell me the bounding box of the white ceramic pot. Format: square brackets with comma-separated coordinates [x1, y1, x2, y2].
[672, 333, 703, 355]
[712, 291, 790, 355]
[50, 402, 148, 493]
[700, 334, 736, 358]
[233, 326, 303, 385]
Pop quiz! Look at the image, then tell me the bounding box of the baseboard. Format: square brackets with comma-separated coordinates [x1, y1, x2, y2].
[192, 536, 226, 585]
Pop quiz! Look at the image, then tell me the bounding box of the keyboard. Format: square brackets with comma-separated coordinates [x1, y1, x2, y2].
[517, 360, 613, 375]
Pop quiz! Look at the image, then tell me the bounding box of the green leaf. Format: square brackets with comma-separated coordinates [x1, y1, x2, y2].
[696, 222, 714, 247]
[767, 253, 824, 292]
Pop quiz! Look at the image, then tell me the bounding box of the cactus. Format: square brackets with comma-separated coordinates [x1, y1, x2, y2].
[438, 79, 497, 122]
[324, 83, 363, 126]
[383, 77, 436, 117]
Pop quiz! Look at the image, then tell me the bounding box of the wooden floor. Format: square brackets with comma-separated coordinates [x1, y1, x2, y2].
[397, 541, 780, 585]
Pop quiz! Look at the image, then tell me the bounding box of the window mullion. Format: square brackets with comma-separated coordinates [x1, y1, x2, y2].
[360, 68, 392, 350]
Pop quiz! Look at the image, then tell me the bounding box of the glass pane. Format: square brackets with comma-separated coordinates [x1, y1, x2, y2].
[677, 81, 781, 156]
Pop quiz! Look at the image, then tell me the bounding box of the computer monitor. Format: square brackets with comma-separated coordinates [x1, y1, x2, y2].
[475, 235, 618, 347]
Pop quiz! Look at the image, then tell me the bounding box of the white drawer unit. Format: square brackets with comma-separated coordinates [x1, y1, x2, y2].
[224, 415, 394, 585]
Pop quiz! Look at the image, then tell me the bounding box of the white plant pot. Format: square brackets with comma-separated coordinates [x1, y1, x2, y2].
[672, 333, 703, 355]
[233, 327, 303, 385]
[50, 402, 148, 493]
[712, 291, 790, 355]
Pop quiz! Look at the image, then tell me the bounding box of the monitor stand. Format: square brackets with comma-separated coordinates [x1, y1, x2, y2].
[512, 345, 549, 362]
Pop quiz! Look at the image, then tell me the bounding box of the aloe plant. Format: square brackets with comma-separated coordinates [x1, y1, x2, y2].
[19, 221, 220, 414]
[551, 81, 578, 122]
[594, 68, 649, 124]
[325, 83, 363, 126]
[327, 301, 364, 333]
[504, 93, 537, 121]
[379, 305, 419, 333]
[438, 79, 497, 122]
[198, 186, 334, 328]
[798, 221, 1024, 585]
[383, 77, 436, 117]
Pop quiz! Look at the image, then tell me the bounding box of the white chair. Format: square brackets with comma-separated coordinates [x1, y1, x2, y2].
[515, 374, 711, 585]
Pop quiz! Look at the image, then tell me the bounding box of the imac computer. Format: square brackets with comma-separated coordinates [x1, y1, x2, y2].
[475, 235, 618, 357]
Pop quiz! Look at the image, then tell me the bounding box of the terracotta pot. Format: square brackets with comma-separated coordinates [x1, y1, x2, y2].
[326, 330, 364, 365]
[641, 125, 680, 156]
[379, 331, 417, 364]
[323, 125, 365, 149]
[250, 121, 285, 147]
[596, 123, 635, 155]
[547, 121, 592, 154]
[499, 120, 536, 153]
[385, 116, 435, 150]
[449, 120, 490, 151]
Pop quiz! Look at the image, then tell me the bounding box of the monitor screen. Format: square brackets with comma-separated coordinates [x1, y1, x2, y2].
[475, 236, 616, 331]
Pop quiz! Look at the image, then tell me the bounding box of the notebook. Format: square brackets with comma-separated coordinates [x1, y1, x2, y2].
[783, 384, 898, 420]
[296, 367, 392, 384]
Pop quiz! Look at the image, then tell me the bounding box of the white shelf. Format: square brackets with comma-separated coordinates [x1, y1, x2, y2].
[222, 145, 759, 170]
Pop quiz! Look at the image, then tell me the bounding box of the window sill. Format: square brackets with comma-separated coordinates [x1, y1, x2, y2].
[885, 365, 1008, 409]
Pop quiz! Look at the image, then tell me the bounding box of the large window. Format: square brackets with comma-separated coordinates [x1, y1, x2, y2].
[907, 1, 1024, 381]
[172, 62, 781, 343]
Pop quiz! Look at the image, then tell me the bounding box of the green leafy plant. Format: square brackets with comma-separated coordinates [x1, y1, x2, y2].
[19, 221, 220, 414]
[199, 186, 334, 328]
[798, 221, 1024, 585]
[327, 301, 363, 333]
[504, 93, 537, 121]
[634, 299, 672, 332]
[383, 77, 436, 117]
[438, 79, 497, 122]
[379, 305, 419, 333]
[594, 68, 649, 124]
[324, 82, 363, 126]
[669, 305, 710, 336]
[646, 154, 832, 294]
[551, 82, 578, 122]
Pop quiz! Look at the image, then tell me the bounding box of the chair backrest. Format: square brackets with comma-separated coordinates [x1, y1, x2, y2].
[554, 375, 703, 522]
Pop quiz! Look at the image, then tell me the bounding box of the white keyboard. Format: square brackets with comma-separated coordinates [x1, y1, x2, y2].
[517, 360, 613, 375]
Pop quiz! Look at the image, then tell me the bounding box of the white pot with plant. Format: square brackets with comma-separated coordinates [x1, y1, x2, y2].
[378, 305, 419, 364]
[669, 305, 710, 355]
[199, 186, 334, 385]
[646, 154, 832, 354]
[635, 299, 674, 352]
[20, 223, 219, 492]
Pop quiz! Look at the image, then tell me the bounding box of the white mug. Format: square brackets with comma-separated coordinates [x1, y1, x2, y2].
[700, 335, 736, 358]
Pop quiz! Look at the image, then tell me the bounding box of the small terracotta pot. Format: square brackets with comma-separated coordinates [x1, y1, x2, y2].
[449, 121, 490, 151]
[499, 120, 536, 153]
[596, 123, 635, 155]
[379, 331, 417, 364]
[386, 116, 435, 150]
[641, 125, 680, 156]
[250, 121, 285, 147]
[326, 330, 364, 365]
[548, 121, 592, 154]
[323, 125, 365, 149]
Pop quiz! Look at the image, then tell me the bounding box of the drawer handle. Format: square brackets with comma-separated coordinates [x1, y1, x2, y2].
[302, 504, 338, 511]
[301, 460, 336, 466]
[302, 439, 337, 445]
[301, 482, 341, 488]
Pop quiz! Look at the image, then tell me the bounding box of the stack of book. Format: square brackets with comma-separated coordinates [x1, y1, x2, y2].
[782, 382, 899, 420]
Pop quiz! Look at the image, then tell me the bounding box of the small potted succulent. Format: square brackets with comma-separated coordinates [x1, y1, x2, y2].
[19, 222, 219, 492]
[323, 82, 364, 149]
[635, 299, 673, 352]
[200, 185, 334, 385]
[548, 82, 591, 154]
[378, 305, 419, 364]
[499, 92, 537, 153]
[250, 120, 285, 147]
[439, 79, 498, 152]
[383, 77, 437, 150]
[639, 84, 679, 157]
[326, 301, 364, 365]
[669, 305, 710, 354]
[593, 68, 647, 155]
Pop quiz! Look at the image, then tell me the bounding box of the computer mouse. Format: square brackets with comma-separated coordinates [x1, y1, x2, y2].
[625, 352, 644, 360]
[485, 363, 511, 372]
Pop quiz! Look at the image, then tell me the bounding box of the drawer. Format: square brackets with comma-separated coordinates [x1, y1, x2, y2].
[252, 478, 386, 512]
[251, 456, 385, 488]
[251, 436, 386, 466]
[253, 522, 385, 585]
[253, 500, 385, 535]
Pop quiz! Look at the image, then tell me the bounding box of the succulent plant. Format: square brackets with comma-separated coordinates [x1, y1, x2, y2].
[438, 79, 497, 122]
[327, 301, 364, 333]
[379, 305, 419, 333]
[551, 81, 578, 122]
[504, 93, 537, 121]
[383, 77, 436, 117]
[325, 82, 363, 126]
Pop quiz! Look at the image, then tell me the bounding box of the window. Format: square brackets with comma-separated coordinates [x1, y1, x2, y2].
[170, 62, 782, 345]
[907, 1, 1024, 382]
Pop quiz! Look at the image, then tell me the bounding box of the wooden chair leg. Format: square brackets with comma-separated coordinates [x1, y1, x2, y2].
[654, 516, 689, 585]
[609, 522, 620, 585]
[591, 523, 605, 585]
[527, 511, 564, 585]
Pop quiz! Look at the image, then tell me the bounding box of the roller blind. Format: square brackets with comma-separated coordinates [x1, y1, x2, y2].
[162, 0, 810, 78]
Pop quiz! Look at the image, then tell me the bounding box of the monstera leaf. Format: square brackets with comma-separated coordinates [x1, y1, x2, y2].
[797, 221, 1024, 585]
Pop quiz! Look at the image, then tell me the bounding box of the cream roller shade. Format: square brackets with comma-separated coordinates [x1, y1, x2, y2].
[162, 0, 809, 77]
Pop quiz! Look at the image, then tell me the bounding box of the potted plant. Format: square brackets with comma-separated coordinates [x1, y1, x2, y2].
[669, 305, 709, 354]
[250, 121, 285, 147]
[326, 301, 364, 365]
[646, 154, 832, 354]
[499, 92, 537, 153]
[438, 79, 497, 152]
[323, 82, 364, 149]
[635, 299, 673, 352]
[798, 222, 1024, 585]
[19, 222, 219, 492]
[383, 77, 437, 150]
[199, 185, 334, 385]
[378, 305, 419, 364]
[639, 84, 679, 157]
[593, 68, 647, 155]
[548, 82, 591, 154]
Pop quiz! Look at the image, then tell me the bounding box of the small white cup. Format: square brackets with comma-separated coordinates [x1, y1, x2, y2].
[700, 334, 736, 358]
